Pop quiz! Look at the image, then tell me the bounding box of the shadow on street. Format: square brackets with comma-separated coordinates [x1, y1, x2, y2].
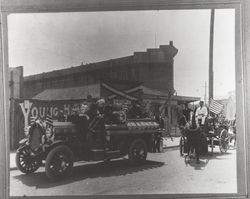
[203, 150, 234, 159]
[13, 159, 165, 189]
[182, 150, 234, 170]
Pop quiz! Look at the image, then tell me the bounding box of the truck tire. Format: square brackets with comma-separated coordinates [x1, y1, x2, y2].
[16, 145, 41, 174]
[128, 138, 147, 165]
[45, 145, 74, 181]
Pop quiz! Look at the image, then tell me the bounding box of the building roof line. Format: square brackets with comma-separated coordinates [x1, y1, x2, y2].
[24, 43, 178, 82]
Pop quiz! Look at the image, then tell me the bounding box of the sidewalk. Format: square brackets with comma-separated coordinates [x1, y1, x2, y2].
[10, 152, 16, 170]
[163, 136, 180, 149]
[10, 137, 180, 170]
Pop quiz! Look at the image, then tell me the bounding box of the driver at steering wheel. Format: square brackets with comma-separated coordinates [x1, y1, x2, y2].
[195, 101, 208, 127]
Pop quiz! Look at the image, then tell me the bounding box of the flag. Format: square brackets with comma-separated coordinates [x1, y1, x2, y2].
[209, 98, 223, 115]
[45, 114, 53, 128]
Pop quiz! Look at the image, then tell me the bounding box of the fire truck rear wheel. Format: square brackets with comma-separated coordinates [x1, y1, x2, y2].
[128, 138, 147, 165]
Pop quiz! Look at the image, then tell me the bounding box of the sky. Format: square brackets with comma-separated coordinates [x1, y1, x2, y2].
[7, 9, 235, 98]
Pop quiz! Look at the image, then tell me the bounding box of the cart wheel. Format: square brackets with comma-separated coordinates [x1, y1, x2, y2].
[219, 129, 230, 153]
[45, 145, 74, 181]
[128, 138, 147, 165]
[16, 146, 41, 174]
[179, 136, 185, 156]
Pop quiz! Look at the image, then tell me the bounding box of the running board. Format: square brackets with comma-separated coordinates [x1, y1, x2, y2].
[90, 149, 121, 161]
[106, 150, 121, 159]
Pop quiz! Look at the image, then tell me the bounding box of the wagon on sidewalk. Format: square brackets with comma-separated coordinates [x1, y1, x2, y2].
[16, 115, 164, 181]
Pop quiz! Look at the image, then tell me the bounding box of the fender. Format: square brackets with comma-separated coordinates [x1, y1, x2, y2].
[43, 140, 74, 159]
[45, 140, 68, 151]
[16, 139, 29, 153]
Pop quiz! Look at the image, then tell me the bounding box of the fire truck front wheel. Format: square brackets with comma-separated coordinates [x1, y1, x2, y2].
[16, 145, 41, 174]
[45, 145, 74, 181]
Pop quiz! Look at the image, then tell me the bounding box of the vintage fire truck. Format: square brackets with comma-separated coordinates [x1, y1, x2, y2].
[16, 111, 164, 181]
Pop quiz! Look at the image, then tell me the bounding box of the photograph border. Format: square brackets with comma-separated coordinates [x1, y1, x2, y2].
[0, 0, 249, 198]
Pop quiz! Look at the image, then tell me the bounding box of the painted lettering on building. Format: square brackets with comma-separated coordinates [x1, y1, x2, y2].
[19, 99, 83, 128]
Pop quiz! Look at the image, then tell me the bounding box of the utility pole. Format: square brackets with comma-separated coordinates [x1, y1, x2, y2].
[154, 32, 157, 48]
[209, 9, 215, 101]
[204, 81, 207, 105]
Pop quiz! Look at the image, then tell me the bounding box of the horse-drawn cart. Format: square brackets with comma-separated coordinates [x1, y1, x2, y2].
[179, 116, 230, 157]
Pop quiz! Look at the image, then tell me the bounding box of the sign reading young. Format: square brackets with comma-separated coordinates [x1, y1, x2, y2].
[17, 99, 85, 128]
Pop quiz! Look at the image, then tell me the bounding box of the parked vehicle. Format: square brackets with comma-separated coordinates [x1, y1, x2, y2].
[16, 113, 163, 181]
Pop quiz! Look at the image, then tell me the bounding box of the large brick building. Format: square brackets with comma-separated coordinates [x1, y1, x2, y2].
[23, 41, 178, 99]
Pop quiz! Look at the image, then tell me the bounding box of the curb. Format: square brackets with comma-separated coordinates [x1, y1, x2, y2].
[163, 145, 179, 151]
[164, 145, 179, 149]
[10, 167, 17, 171]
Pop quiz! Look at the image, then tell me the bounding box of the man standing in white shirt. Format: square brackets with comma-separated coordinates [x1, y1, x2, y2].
[195, 101, 208, 127]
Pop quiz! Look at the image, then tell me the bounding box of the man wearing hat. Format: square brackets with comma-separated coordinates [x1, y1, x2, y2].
[86, 99, 106, 145]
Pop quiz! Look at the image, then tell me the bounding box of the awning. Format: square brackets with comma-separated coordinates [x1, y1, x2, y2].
[171, 95, 200, 104]
[32, 84, 101, 101]
[140, 86, 200, 103]
[32, 82, 200, 104]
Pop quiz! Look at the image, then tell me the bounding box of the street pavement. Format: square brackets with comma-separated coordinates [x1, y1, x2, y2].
[10, 138, 237, 196]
